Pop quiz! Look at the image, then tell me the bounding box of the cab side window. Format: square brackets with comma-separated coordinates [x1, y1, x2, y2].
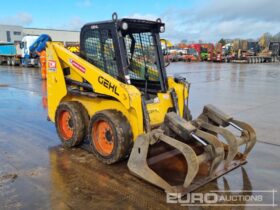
[83, 28, 118, 78]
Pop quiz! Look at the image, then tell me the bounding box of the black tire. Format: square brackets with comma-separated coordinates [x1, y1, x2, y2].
[89, 110, 133, 164]
[7, 58, 11, 66]
[55, 101, 89, 148]
[11, 57, 16, 66]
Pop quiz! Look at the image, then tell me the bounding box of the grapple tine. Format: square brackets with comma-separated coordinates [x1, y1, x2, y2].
[198, 104, 257, 160]
[163, 112, 225, 174]
[127, 133, 172, 191]
[195, 129, 225, 175]
[153, 132, 199, 188]
[127, 129, 200, 194]
[231, 119, 256, 158]
[196, 120, 239, 166]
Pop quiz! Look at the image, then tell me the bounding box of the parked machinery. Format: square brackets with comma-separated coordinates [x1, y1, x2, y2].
[179, 48, 199, 62]
[65, 42, 80, 54]
[0, 35, 52, 68]
[161, 39, 178, 63]
[222, 43, 233, 63]
[200, 44, 212, 61]
[268, 41, 280, 62]
[188, 44, 203, 61]
[230, 39, 277, 63]
[0, 42, 21, 66]
[28, 34, 52, 79]
[20, 35, 40, 67]
[208, 43, 223, 62]
[163, 43, 199, 63]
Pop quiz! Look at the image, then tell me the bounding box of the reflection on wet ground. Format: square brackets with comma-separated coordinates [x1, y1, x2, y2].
[0, 64, 279, 209]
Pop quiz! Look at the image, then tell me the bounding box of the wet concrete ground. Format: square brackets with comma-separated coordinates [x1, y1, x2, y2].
[0, 63, 279, 210]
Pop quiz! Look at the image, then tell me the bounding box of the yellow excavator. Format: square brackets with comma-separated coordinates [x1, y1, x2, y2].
[46, 13, 256, 197]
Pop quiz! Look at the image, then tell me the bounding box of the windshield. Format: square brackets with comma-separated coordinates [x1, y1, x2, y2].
[123, 32, 160, 81]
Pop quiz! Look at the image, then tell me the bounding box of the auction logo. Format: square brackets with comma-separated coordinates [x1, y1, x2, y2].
[167, 190, 278, 207]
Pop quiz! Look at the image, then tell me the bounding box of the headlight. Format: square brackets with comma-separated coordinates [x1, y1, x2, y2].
[160, 26, 165, 33]
[122, 22, 128, 30]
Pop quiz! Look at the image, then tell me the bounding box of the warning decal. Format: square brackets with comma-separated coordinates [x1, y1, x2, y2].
[48, 60, 56, 71]
[69, 59, 86, 73]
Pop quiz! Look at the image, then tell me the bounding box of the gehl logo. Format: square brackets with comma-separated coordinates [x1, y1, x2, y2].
[98, 76, 119, 96]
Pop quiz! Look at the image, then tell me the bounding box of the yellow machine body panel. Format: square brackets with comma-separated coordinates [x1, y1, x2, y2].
[46, 43, 188, 141]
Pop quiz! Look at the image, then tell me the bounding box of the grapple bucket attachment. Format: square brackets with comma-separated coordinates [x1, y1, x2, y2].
[127, 107, 256, 197]
[196, 104, 257, 163]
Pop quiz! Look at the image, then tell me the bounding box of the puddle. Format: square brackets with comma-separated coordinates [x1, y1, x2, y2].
[0, 64, 279, 209]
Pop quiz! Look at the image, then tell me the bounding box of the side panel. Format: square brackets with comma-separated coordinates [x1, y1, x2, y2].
[0, 44, 16, 56]
[146, 77, 189, 127]
[51, 43, 131, 108]
[146, 93, 174, 126]
[62, 96, 142, 141]
[168, 77, 188, 117]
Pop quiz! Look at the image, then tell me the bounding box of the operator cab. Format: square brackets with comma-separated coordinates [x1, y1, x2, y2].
[80, 13, 168, 99]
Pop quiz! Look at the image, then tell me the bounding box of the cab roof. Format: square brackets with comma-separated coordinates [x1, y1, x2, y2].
[82, 18, 165, 33]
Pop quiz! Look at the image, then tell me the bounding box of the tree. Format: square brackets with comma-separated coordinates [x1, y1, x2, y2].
[218, 38, 226, 46]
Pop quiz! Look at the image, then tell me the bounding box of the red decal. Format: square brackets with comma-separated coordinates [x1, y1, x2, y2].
[48, 60, 56, 68]
[70, 59, 86, 73]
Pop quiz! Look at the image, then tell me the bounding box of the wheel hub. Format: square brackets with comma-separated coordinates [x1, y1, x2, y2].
[93, 120, 114, 156]
[59, 111, 74, 140]
[105, 130, 112, 142]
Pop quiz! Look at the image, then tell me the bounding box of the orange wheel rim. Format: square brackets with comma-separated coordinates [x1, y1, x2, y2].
[58, 111, 74, 140]
[92, 120, 114, 156]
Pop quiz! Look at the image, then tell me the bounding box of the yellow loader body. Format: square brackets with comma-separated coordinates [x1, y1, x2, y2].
[46, 16, 256, 197]
[47, 43, 188, 140]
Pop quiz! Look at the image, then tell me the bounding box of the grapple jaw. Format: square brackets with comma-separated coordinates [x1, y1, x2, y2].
[196, 104, 257, 161]
[127, 105, 256, 197]
[128, 130, 200, 194]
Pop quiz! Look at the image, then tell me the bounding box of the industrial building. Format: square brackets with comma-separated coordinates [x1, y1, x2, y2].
[0, 24, 79, 44]
[0, 25, 23, 43]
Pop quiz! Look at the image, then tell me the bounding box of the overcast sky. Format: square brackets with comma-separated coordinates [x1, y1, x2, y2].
[0, 0, 279, 43]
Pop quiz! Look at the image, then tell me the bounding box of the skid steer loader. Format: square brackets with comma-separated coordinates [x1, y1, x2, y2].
[46, 13, 256, 197]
